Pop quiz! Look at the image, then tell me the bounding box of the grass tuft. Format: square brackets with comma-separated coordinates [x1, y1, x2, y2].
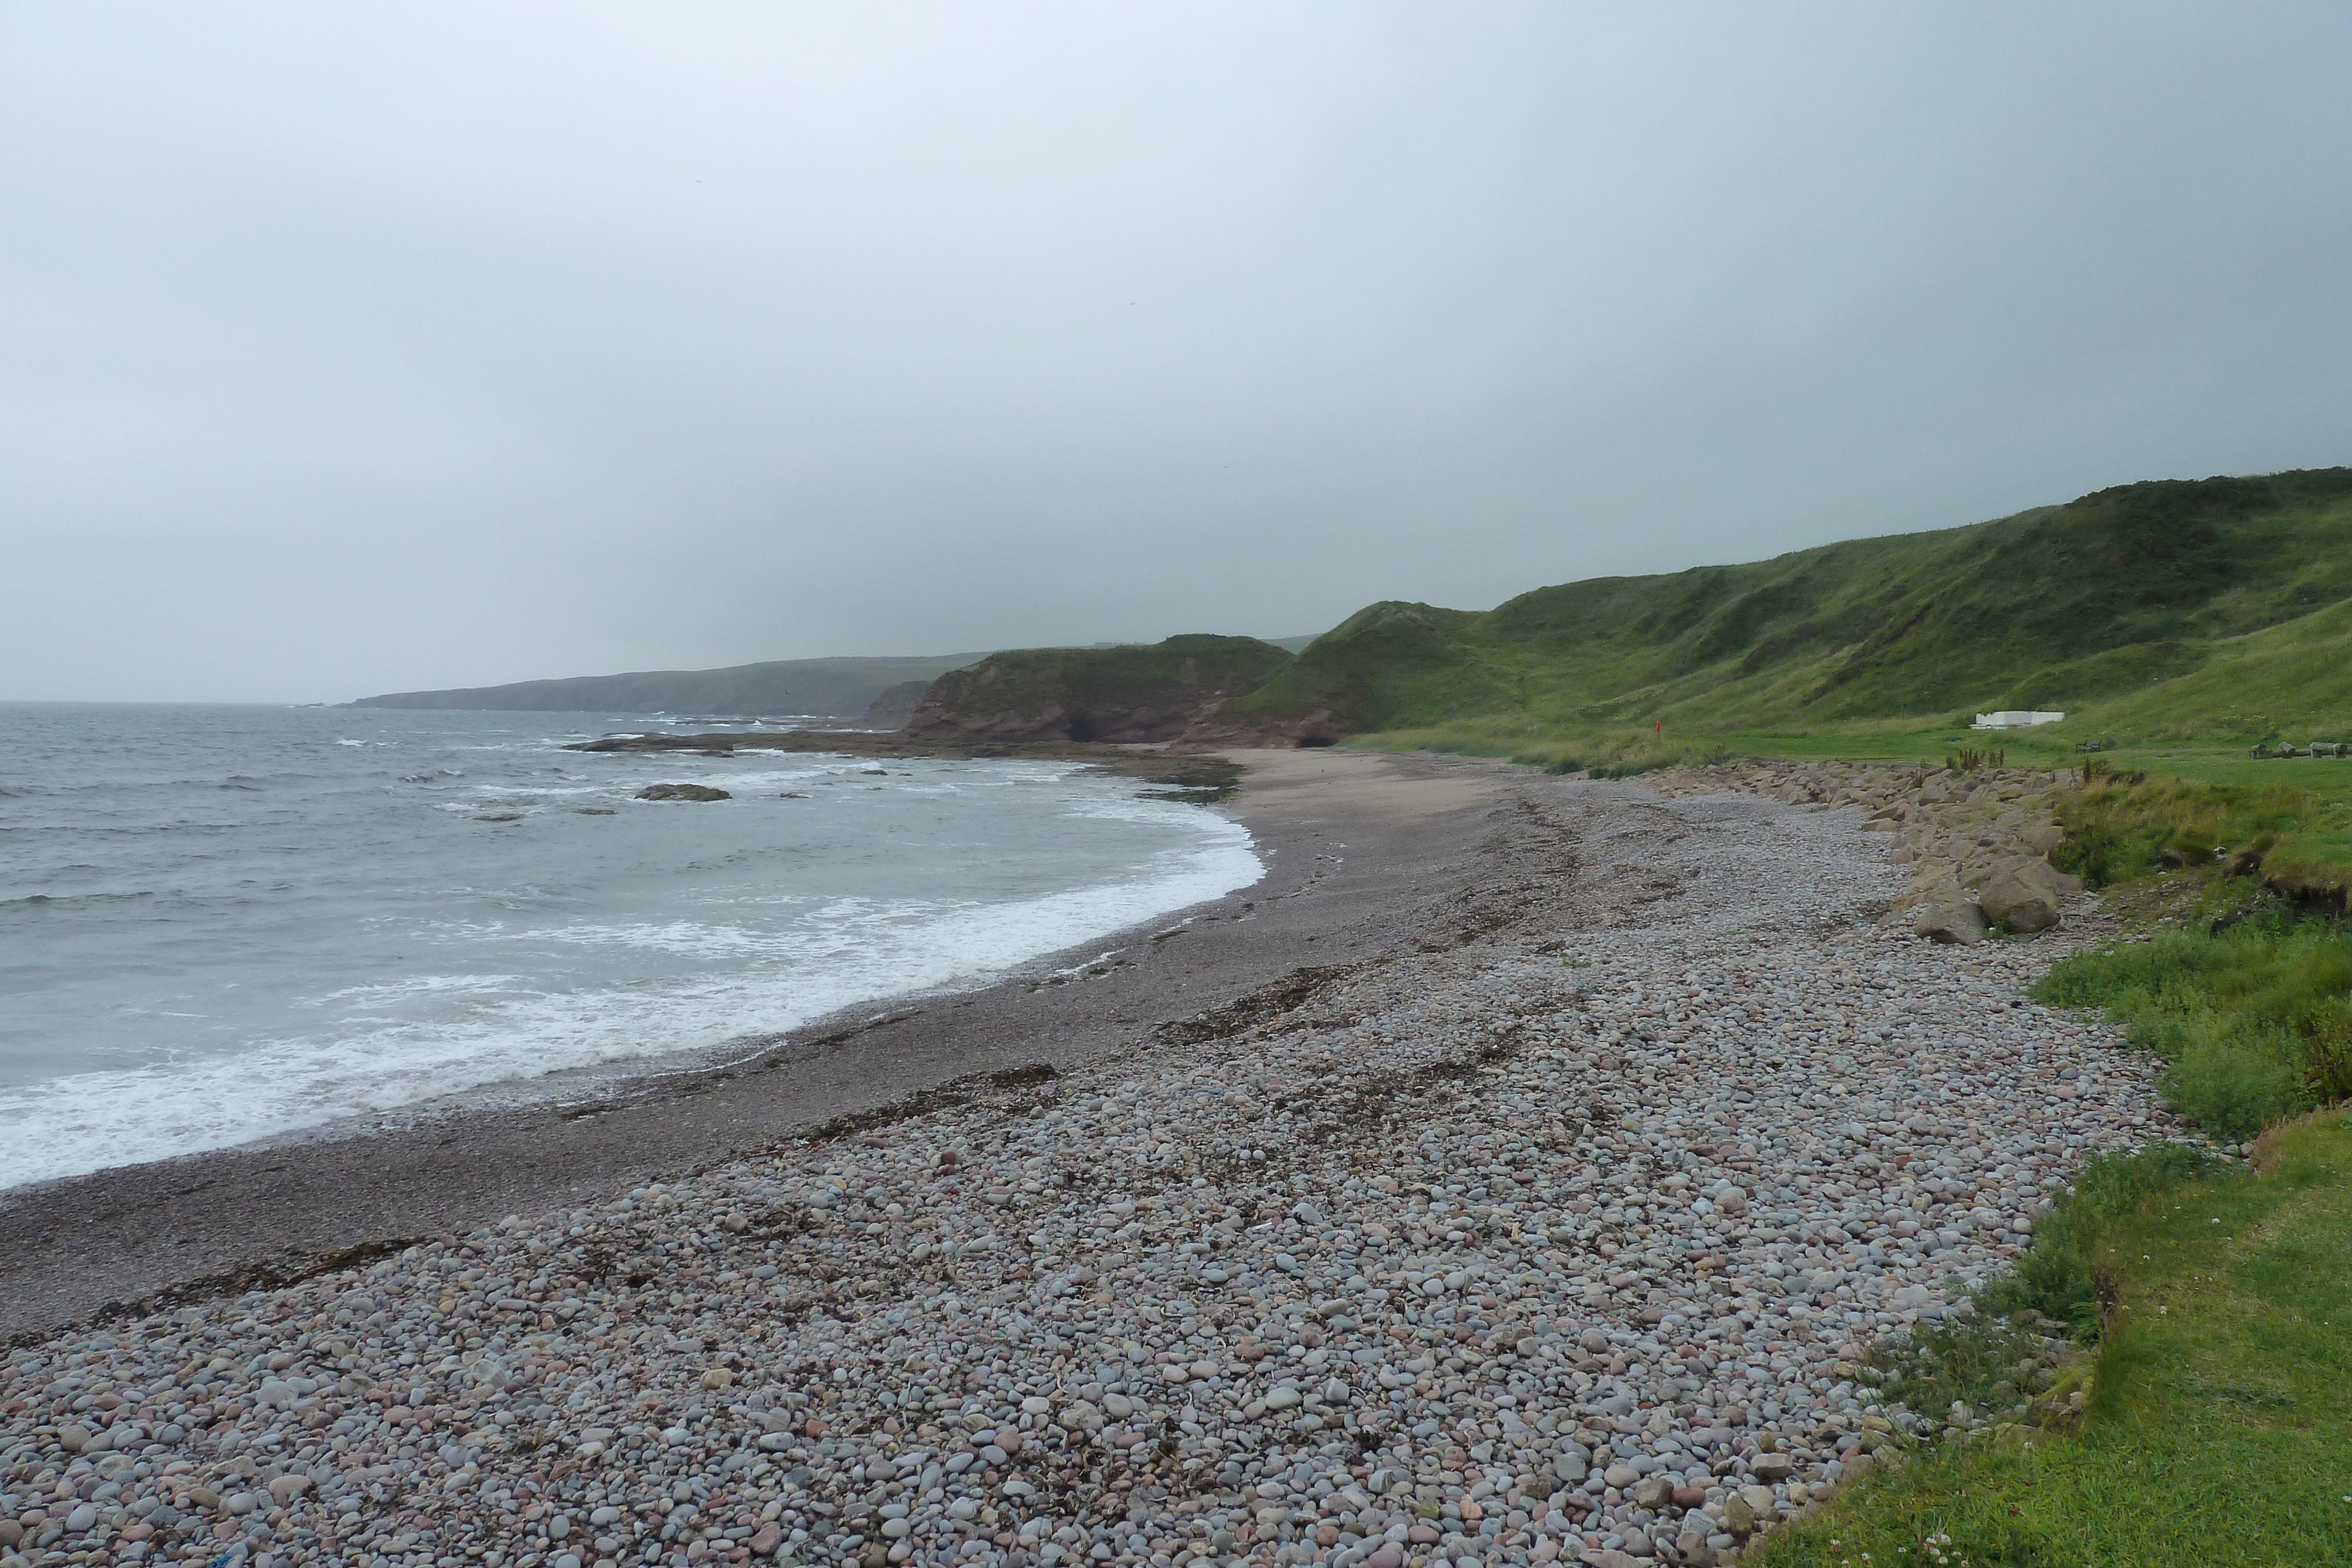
[1973, 1145, 2219, 1336]
[2032, 912, 2352, 1137]
[1860, 1312, 2076, 1433]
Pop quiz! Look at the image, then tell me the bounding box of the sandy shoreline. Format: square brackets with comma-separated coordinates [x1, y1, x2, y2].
[0, 750, 1516, 1346]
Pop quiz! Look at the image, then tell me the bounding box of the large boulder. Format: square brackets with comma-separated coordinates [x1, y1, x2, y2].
[1889, 865, 1960, 907]
[636, 783, 731, 802]
[1914, 900, 1988, 945]
[1978, 855, 2080, 933]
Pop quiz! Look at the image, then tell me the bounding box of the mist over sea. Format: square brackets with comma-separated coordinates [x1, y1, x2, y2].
[0, 703, 1260, 1190]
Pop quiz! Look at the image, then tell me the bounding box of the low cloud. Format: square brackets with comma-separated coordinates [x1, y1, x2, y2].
[5, 2, 2348, 700]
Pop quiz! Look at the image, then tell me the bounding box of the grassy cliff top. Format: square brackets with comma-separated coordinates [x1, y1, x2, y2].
[908, 634, 1293, 728]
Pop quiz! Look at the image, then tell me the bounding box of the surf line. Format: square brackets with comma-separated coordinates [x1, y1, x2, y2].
[546, 1005, 931, 1111]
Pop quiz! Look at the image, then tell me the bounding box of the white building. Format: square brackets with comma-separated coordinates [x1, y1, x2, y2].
[1973, 710, 2064, 729]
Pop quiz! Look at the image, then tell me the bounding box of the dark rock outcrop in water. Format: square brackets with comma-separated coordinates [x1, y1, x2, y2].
[636, 783, 731, 801]
[567, 730, 1247, 794]
[897, 634, 1293, 744]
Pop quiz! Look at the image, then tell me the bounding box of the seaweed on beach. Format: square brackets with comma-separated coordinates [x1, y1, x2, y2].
[1153, 964, 1361, 1048]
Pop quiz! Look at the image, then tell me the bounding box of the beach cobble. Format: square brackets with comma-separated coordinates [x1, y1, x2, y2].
[1642, 760, 2083, 942]
[0, 781, 2182, 1568]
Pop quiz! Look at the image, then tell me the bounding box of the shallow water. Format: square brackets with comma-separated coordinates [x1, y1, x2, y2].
[0, 703, 1259, 1188]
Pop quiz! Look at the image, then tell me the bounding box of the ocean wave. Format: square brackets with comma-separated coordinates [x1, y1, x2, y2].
[0, 888, 159, 908]
[0, 821, 1259, 1191]
[306, 973, 530, 1008]
[0, 707, 1264, 1191]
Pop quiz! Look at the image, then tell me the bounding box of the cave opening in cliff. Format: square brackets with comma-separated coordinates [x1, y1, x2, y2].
[1065, 717, 1100, 743]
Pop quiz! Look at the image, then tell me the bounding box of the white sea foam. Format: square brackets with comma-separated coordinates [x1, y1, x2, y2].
[306, 974, 531, 1008]
[426, 761, 1054, 815]
[0, 800, 1260, 1190]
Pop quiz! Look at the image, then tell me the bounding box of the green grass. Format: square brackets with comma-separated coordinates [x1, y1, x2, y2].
[1749, 1111, 2352, 1568]
[1857, 1312, 2077, 1438]
[1974, 1144, 2225, 1337]
[1305, 663, 2352, 1564]
[1851, 1146, 2221, 1449]
[1532, 724, 2352, 1564]
[1308, 653, 2352, 1566]
[2080, 752, 2352, 796]
[2032, 912, 2352, 1139]
[2056, 757, 2352, 901]
[1707, 730, 1994, 761]
[2056, 594, 2352, 743]
[2043, 775, 2325, 889]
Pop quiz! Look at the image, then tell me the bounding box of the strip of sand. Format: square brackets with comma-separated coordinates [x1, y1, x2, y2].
[1215, 747, 1500, 825]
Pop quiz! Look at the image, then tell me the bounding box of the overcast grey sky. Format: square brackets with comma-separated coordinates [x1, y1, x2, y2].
[6, 3, 2349, 701]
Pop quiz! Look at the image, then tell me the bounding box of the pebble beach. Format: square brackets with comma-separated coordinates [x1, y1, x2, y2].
[0, 765, 2181, 1568]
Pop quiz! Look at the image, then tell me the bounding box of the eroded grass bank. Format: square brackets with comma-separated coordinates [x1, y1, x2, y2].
[2047, 771, 2352, 908]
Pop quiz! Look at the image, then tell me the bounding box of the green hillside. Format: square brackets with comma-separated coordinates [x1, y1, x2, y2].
[2063, 593, 2352, 740]
[1221, 469, 2352, 743]
[348, 653, 988, 717]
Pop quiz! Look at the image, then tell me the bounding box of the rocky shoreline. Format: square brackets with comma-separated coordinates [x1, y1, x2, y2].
[1643, 760, 2086, 944]
[0, 764, 2180, 1568]
[564, 734, 1247, 798]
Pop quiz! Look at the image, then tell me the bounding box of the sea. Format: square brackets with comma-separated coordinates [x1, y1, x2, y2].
[0, 703, 1262, 1191]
